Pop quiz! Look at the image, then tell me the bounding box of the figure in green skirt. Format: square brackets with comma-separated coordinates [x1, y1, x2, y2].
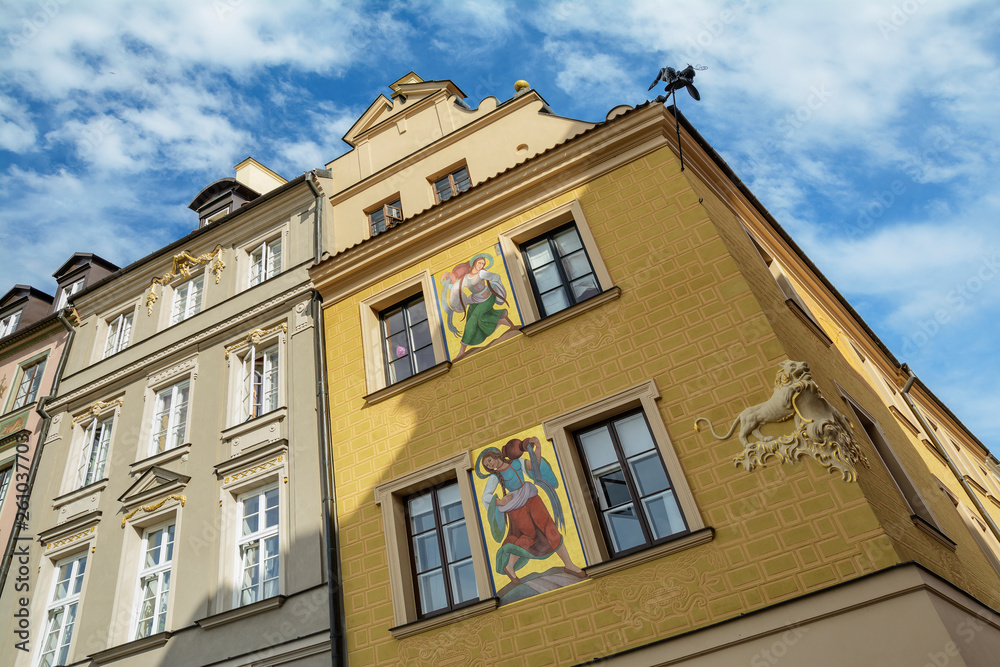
[443, 253, 517, 360]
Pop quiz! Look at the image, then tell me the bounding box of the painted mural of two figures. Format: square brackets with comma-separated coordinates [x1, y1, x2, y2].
[475, 434, 588, 603]
[439, 250, 519, 361]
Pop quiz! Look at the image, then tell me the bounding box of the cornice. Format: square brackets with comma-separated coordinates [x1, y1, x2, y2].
[49, 283, 312, 411]
[312, 105, 667, 303]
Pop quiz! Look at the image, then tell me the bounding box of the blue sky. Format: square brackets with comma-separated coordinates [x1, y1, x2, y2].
[1, 0, 998, 450]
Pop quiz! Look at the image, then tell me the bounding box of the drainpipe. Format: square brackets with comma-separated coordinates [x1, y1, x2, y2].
[306, 173, 346, 666]
[900, 364, 1000, 545]
[0, 311, 76, 596]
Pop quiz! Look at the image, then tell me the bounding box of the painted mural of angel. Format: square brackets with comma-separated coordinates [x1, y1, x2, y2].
[440, 253, 517, 360]
[475, 436, 586, 585]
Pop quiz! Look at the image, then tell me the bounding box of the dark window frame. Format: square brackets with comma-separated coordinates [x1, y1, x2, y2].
[403, 479, 477, 619]
[521, 222, 601, 319]
[574, 408, 689, 559]
[379, 294, 434, 386]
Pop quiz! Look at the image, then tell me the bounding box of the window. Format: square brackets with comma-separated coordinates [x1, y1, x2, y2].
[11, 358, 46, 410]
[133, 523, 175, 639]
[0, 464, 11, 508]
[433, 166, 472, 203]
[37, 553, 87, 667]
[542, 380, 707, 569]
[0, 310, 20, 337]
[498, 199, 615, 328]
[236, 485, 280, 606]
[369, 198, 403, 236]
[150, 381, 190, 455]
[522, 224, 601, 318]
[405, 481, 477, 617]
[77, 415, 113, 487]
[205, 206, 231, 225]
[242, 344, 279, 420]
[380, 295, 435, 385]
[55, 279, 84, 311]
[575, 410, 688, 557]
[170, 276, 204, 325]
[249, 238, 282, 287]
[104, 312, 133, 358]
[359, 271, 449, 399]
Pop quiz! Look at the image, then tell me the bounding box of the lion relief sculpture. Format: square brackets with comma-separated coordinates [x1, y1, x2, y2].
[694, 360, 869, 482]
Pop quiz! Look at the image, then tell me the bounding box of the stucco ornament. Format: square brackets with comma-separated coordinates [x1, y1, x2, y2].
[694, 360, 869, 482]
[145, 244, 225, 315]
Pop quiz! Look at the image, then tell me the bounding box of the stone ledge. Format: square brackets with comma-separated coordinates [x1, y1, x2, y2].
[363, 361, 451, 405]
[389, 597, 498, 639]
[195, 595, 286, 630]
[89, 631, 171, 664]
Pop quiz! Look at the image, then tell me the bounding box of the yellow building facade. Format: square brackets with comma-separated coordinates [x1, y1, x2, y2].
[311, 74, 1000, 665]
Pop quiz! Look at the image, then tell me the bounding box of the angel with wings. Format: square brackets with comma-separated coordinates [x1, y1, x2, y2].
[440, 253, 517, 360]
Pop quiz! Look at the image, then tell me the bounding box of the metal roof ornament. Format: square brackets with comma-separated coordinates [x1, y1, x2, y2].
[649, 64, 706, 171]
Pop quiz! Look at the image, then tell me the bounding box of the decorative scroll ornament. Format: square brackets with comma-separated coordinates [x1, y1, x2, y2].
[71, 398, 124, 428]
[47, 526, 96, 550]
[694, 360, 869, 482]
[146, 245, 225, 315]
[121, 494, 186, 528]
[224, 324, 288, 359]
[224, 455, 283, 484]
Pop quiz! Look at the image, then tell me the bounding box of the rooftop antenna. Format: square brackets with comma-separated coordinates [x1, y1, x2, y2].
[649, 64, 706, 171]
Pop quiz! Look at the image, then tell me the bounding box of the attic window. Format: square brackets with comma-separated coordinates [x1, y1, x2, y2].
[1, 311, 21, 338]
[369, 198, 403, 236]
[205, 206, 231, 225]
[432, 166, 471, 204]
[55, 279, 85, 310]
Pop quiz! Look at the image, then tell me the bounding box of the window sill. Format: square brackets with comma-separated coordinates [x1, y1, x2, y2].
[89, 631, 171, 664]
[911, 514, 956, 551]
[784, 298, 832, 346]
[585, 527, 714, 579]
[521, 287, 621, 337]
[195, 595, 286, 630]
[363, 361, 451, 406]
[389, 597, 498, 639]
[130, 443, 193, 477]
[220, 407, 287, 454]
[52, 478, 109, 510]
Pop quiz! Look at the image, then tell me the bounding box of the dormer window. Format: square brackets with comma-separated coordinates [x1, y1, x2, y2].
[188, 178, 259, 229]
[55, 279, 85, 310]
[433, 166, 471, 203]
[0, 311, 20, 338]
[369, 198, 403, 236]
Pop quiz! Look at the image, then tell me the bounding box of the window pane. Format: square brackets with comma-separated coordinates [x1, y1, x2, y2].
[264, 488, 279, 528]
[408, 494, 435, 533]
[540, 287, 570, 316]
[386, 332, 410, 359]
[414, 347, 436, 374]
[578, 426, 617, 470]
[615, 413, 656, 458]
[553, 227, 584, 256]
[413, 532, 442, 573]
[452, 167, 471, 192]
[643, 489, 685, 540]
[389, 357, 413, 383]
[443, 522, 471, 562]
[449, 559, 477, 604]
[437, 483, 463, 523]
[629, 452, 670, 496]
[596, 467, 632, 509]
[532, 261, 563, 293]
[561, 249, 592, 281]
[570, 275, 600, 302]
[417, 569, 447, 614]
[524, 239, 554, 269]
[606, 504, 645, 553]
[409, 318, 432, 350]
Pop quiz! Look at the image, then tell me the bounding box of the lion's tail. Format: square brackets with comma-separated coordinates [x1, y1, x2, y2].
[694, 416, 740, 441]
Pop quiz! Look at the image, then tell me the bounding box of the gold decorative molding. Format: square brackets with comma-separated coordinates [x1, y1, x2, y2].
[145, 244, 225, 315]
[224, 324, 288, 359]
[71, 398, 124, 428]
[224, 455, 283, 484]
[121, 494, 187, 528]
[47, 526, 96, 550]
[695, 360, 869, 482]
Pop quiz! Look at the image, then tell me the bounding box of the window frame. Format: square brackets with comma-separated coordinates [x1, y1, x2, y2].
[103, 310, 134, 358]
[367, 195, 403, 236]
[131, 521, 176, 640]
[498, 199, 615, 328]
[234, 483, 281, 607]
[9, 354, 47, 412]
[542, 380, 706, 568]
[359, 271, 449, 399]
[242, 342, 280, 421]
[76, 413, 115, 488]
[55, 278, 85, 311]
[149, 380, 191, 457]
[379, 293, 436, 387]
[373, 452, 494, 633]
[521, 222, 603, 319]
[0, 310, 21, 338]
[35, 551, 88, 667]
[248, 236, 283, 288]
[431, 165, 472, 204]
[169, 274, 205, 325]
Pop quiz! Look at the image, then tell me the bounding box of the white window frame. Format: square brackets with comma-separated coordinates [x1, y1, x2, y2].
[149, 380, 190, 456]
[9, 355, 47, 411]
[170, 275, 204, 325]
[55, 279, 85, 311]
[0, 463, 12, 508]
[235, 483, 281, 607]
[242, 343, 279, 421]
[248, 237, 282, 287]
[0, 310, 21, 337]
[131, 521, 176, 639]
[35, 552, 87, 667]
[76, 414, 114, 488]
[103, 311, 134, 358]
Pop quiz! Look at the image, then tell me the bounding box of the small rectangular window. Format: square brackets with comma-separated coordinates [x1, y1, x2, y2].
[77, 416, 114, 487]
[522, 224, 601, 318]
[433, 166, 472, 203]
[380, 295, 435, 385]
[249, 238, 282, 287]
[150, 381, 190, 455]
[237, 485, 280, 606]
[133, 523, 175, 639]
[12, 358, 46, 410]
[103, 312, 133, 358]
[0, 310, 21, 338]
[405, 481, 477, 617]
[369, 199, 403, 236]
[575, 410, 688, 557]
[38, 553, 87, 667]
[242, 344, 279, 420]
[55, 279, 85, 311]
[170, 276, 204, 325]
